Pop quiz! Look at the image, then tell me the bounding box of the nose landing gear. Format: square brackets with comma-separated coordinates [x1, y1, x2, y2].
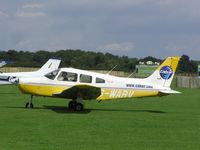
[25, 95, 34, 108]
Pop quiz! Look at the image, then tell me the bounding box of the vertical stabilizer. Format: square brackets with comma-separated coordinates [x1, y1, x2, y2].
[145, 56, 180, 87]
[0, 61, 7, 68]
[37, 59, 61, 73]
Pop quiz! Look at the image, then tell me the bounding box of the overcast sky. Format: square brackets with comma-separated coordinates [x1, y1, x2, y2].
[0, 0, 200, 59]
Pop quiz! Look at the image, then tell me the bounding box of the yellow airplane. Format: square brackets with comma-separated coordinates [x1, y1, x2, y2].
[16, 56, 180, 111]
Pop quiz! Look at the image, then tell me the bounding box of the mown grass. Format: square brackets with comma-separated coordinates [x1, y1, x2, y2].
[0, 85, 200, 150]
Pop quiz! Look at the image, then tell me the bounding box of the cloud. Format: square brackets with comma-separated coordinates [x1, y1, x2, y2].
[1, 0, 200, 59]
[99, 42, 135, 52]
[16, 39, 31, 49]
[22, 4, 43, 9]
[16, 12, 46, 17]
[15, 3, 46, 18]
[0, 11, 8, 18]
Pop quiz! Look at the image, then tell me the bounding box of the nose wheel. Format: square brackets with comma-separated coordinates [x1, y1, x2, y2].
[68, 101, 84, 111]
[25, 95, 34, 108]
[25, 102, 34, 108]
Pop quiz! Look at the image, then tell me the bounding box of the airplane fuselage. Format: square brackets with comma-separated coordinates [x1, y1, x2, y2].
[18, 68, 169, 100]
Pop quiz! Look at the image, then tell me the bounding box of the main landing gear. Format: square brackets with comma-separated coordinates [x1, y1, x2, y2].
[68, 93, 84, 111]
[24, 95, 84, 111]
[68, 100, 84, 111]
[25, 95, 34, 108]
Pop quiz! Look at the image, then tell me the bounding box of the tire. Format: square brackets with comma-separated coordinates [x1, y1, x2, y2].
[25, 102, 29, 108]
[68, 101, 76, 110]
[25, 102, 34, 108]
[30, 103, 34, 108]
[75, 103, 84, 111]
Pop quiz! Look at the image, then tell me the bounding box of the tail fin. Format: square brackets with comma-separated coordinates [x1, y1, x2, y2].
[37, 59, 61, 73]
[0, 61, 7, 68]
[145, 56, 180, 87]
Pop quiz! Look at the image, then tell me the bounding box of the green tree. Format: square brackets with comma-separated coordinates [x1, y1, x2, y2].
[177, 55, 197, 73]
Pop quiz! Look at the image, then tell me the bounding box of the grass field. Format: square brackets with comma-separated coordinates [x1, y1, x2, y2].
[0, 85, 200, 150]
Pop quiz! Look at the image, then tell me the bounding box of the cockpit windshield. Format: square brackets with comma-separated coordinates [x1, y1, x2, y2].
[45, 69, 60, 80]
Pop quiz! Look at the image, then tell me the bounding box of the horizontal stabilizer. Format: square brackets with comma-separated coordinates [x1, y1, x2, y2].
[159, 89, 181, 94]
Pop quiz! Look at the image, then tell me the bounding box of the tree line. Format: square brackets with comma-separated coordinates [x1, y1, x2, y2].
[0, 50, 198, 73]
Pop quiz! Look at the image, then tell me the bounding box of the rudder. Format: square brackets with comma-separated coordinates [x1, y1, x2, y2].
[145, 56, 180, 87]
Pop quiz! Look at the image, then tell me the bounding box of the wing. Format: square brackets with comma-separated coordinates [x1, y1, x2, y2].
[53, 84, 101, 100]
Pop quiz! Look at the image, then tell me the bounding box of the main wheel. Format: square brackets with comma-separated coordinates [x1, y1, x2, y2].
[30, 103, 34, 108]
[75, 103, 84, 111]
[68, 101, 76, 110]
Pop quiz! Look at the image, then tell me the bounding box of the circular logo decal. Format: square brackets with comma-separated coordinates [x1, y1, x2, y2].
[159, 66, 173, 80]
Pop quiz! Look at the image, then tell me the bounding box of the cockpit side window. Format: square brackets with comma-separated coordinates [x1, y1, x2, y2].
[80, 74, 92, 83]
[57, 71, 77, 82]
[45, 69, 59, 80]
[96, 77, 105, 83]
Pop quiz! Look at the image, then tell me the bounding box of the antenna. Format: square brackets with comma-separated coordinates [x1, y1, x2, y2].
[127, 72, 135, 78]
[106, 65, 118, 75]
[127, 69, 137, 78]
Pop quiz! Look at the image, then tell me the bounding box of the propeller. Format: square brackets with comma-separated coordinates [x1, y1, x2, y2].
[9, 76, 19, 84]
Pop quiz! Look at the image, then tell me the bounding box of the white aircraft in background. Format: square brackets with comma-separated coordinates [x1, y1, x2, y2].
[0, 61, 7, 68]
[0, 59, 61, 85]
[16, 56, 180, 111]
